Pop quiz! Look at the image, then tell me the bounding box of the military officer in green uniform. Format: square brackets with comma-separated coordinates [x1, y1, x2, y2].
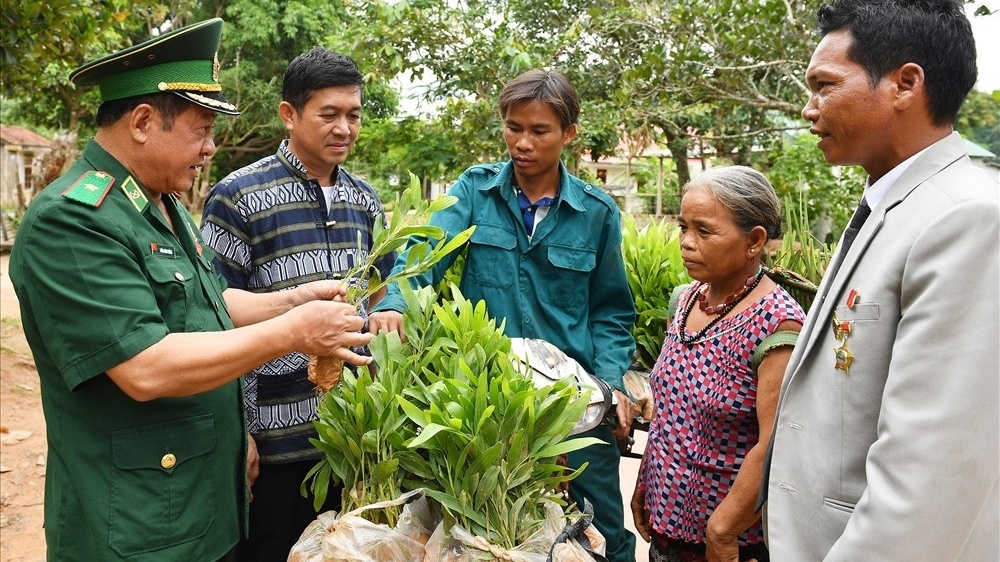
[9, 19, 372, 562]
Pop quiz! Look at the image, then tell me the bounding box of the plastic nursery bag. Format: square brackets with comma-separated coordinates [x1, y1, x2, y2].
[423, 500, 606, 562]
[287, 489, 437, 562]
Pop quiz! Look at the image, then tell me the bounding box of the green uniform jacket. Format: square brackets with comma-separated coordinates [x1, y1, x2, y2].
[10, 140, 248, 561]
[375, 160, 636, 390]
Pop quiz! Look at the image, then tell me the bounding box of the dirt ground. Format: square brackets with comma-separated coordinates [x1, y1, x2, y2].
[0, 252, 649, 562]
[0, 252, 47, 562]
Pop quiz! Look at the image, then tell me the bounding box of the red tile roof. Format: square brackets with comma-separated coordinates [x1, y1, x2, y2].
[0, 124, 51, 148]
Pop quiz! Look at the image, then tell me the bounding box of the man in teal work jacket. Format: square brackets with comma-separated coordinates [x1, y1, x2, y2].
[370, 69, 638, 562]
[9, 19, 372, 562]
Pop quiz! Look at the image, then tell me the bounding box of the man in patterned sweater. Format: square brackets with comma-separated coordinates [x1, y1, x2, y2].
[201, 47, 394, 562]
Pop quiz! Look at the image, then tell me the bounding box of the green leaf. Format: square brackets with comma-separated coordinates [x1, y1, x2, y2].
[405, 423, 452, 448]
[536, 437, 606, 458]
[372, 458, 401, 485]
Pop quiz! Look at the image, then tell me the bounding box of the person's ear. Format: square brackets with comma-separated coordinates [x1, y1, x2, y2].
[278, 101, 297, 130]
[129, 104, 155, 144]
[563, 123, 578, 146]
[748, 225, 768, 256]
[892, 62, 925, 111]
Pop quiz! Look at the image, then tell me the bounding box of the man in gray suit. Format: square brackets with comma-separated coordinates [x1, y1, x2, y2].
[763, 0, 999, 560]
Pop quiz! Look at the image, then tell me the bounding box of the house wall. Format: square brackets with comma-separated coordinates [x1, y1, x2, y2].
[580, 156, 708, 216]
[1, 145, 28, 209]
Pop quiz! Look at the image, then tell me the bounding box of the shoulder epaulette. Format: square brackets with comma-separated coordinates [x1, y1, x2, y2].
[580, 182, 619, 212]
[466, 163, 500, 176]
[61, 171, 115, 208]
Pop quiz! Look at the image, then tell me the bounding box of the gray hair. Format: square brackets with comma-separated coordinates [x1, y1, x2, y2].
[683, 166, 783, 240]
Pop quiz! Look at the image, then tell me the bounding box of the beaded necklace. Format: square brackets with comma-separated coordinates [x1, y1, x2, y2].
[679, 267, 764, 345]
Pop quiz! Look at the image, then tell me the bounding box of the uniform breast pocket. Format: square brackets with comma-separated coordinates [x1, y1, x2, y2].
[146, 255, 197, 333]
[541, 244, 596, 309]
[109, 414, 218, 557]
[466, 223, 517, 289]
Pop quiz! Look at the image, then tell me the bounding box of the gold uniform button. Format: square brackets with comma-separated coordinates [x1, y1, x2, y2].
[174, 271, 185, 281]
[161, 453, 177, 469]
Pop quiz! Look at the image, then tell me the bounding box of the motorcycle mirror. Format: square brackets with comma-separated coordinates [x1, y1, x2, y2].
[508, 338, 615, 436]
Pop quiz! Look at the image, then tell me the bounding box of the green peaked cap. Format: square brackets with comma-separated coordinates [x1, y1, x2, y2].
[69, 18, 239, 116]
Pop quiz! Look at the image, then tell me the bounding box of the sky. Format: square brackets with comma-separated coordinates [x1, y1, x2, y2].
[969, 4, 1000, 92]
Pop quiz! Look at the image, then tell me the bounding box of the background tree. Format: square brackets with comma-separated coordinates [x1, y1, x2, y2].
[2, 0, 994, 228]
[765, 133, 863, 243]
[956, 88, 1000, 163]
[2, 0, 177, 134]
[327, 0, 822, 203]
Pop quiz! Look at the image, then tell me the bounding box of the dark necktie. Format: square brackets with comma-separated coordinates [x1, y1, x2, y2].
[826, 198, 871, 281]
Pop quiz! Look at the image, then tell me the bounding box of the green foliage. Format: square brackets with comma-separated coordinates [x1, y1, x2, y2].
[395, 286, 600, 549]
[305, 355, 422, 524]
[5, 0, 995, 210]
[621, 216, 691, 369]
[956, 89, 1000, 162]
[2, 0, 170, 132]
[350, 114, 473, 202]
[767, 193, 834, 288]
[761, 194, 833, 311]
[343, 173, 474, 306]
[574, 0, 820, 187]
[307, 281, 599, 547]
[305, 177, 593, 546]
[765, 133, 865, 242]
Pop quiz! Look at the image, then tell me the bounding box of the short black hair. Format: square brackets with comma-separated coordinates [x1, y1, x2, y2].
[816, 0, 977, 126]
[96, 93, 192, 130]
[282, 47, 363, 113]
[499, 69, 580, 130]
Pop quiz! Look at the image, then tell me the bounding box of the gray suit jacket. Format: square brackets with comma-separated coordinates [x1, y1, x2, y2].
[764, 132, 1000, 561]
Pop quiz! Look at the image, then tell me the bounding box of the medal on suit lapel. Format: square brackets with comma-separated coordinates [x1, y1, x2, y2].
[845, 288, 860, 309]
[834, 340, 855, 375]
[832, 313, 852, 340]
[832, 289, 861, 375]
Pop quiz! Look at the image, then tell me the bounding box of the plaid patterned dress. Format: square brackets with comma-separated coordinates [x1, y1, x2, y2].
[640, 283, 805, 546]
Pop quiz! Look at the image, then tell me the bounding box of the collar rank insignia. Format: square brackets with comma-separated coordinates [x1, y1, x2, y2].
[62, 171, 115, 207]
[120, 176, 149, 213]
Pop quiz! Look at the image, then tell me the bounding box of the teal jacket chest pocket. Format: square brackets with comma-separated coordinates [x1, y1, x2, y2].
[109, 414, 218, 557]
[466, 223, 517, 289]
[542, 244, 596, 309]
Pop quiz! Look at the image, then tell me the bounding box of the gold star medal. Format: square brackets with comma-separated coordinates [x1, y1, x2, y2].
[834, 340, 855, 375]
